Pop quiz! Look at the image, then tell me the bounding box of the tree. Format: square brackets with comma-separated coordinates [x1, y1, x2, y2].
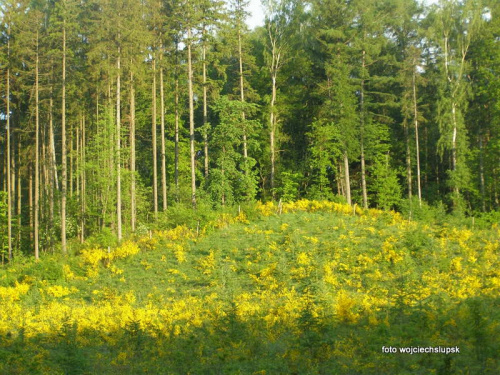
[431, 0, 482, 208]
[261, 0, 300, 199]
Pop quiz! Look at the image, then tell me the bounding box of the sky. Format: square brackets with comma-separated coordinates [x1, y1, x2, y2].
[244, 0, 441, 30]
[247, 0, 265, 29]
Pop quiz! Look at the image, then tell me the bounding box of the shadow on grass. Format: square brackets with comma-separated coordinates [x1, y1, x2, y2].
[0, 296, 498, 375]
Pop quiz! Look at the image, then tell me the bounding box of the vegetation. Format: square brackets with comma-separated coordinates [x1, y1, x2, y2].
[1, 0, 499, 372]
[0, 201, 498, 373]
[0, 0, 499, 259]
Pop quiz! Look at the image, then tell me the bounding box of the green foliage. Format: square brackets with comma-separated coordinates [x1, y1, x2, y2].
[22, 257, 64, 283]
[372, 156, 402, 210]
[85, 227, 118, 249]
[275, 171, 301, 202]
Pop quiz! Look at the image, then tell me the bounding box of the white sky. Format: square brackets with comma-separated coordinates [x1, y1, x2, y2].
[244, 0, 439, 30]
[247, 0, 265, 29]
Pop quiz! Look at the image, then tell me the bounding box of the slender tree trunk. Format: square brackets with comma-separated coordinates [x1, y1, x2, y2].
[413, 68, 422, 207]
[49, 96, 55, 235]
[61, 21, 67, 254]
[404, 121, 412, 201]
[451, 101, 459, 197]
[344, 151, 351, 206]
[270, 73, 277, 200]
[202, 41, 209, 179]
[152, 57, 158, 217]
[174, 41, 180, 191]
[479, 133, 485, 212]
[116, 48, 122, 241]
[76, 117, 80, 200]
[6, 35, 12, 260]
[338, 164, 344, 196]
[360, 50, 368, 209]
[160, 59, 167, 210]
[238, 25, 249, 182]
[29, 164, 33, 246]
[187, 27, 196, 208]
[81, 114, 86, 243]
[17, 138, 21, 251]
[70, 124, 74, 197]
[130, 70, 136, 232]
[174, 77, 179, 191]
[35, 32, 40, 259]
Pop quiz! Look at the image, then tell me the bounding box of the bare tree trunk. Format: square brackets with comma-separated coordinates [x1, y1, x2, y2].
[451, 101, 459, 197]
[360, 50, 368, 209]
[413, 68, 422, 207]
[238, 26, 248, 167]
[202, 38, 209, 178]
[29, 164, 33, 247]
[6, 33, 12, 260]
[479, 133, 485, 212]
[270, 73, 277, 200]
[174, 41, 180, 192]
[187, 27, 196, 208]
[160, 59, 167, 210]
[116, 49, 122, 241]
[17, 138, 21, 251]
[61, 21, 67, 254]
[49, 96, 55, 234]
[152, 57, 158, 217]
[81, 114, 86, 243]
[130, 70, 136, 232]
[76, 117, 80, 200]
[35, 31, 40, 259]
[70, 123, 74, 197]
[344, 151, 351, 206]
[174, 78, 179, 191]
[404, 120, 412, 201]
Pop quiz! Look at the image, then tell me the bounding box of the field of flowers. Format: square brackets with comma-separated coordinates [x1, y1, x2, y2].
[0, 200, 499, 374]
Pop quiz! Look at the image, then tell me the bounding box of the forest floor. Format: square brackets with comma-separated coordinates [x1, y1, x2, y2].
[0, 201, 499, 374]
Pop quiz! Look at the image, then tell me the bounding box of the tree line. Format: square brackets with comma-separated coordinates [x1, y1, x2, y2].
[1, 0, 499, 259]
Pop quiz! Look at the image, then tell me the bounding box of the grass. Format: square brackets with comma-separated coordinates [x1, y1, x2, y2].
[0, 200, 499, 374]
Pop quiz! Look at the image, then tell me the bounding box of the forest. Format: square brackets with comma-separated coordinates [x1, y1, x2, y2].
[1, 0, 499, 258]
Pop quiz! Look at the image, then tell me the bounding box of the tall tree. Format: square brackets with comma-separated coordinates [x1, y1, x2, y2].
[432, 0, 482, 207]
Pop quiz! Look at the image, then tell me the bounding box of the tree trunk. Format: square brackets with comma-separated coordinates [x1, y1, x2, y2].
[17, 138, 21, 251]
[61, 21, 67, 254]
[174, 77, 179, 191]
[202, 37, 209, 178]
[270, 73, 277, 199]
[49, 95, 55, 236]
[152, 57, 158, 217]
[413, 68, 422, 207]
[187, 27, 196, 208]
[451, 101, 459, 197]
[35, 31, 40, 259]
[6, 34, 12, 260]
[344, 151, 351, 206]
[130, 70, 136, 231]
[479, 133, 485, 212]
[29, 164, 33, 247]
[360, 50, 368, 209]
[81, 114, 86, 243]
[116, 49, 122, 241]
[239, 26, 248, 166]
[404, 120, 412, 201]
[160, 60, 167, 210]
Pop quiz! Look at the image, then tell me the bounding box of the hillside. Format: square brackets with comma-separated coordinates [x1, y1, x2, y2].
[1, 201, 499, 374]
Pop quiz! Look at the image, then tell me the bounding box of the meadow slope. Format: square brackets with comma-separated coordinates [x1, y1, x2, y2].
[0, 201, 499, 374]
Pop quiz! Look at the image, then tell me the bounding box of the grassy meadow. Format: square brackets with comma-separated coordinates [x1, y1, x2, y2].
[0, 200, 499, 374]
